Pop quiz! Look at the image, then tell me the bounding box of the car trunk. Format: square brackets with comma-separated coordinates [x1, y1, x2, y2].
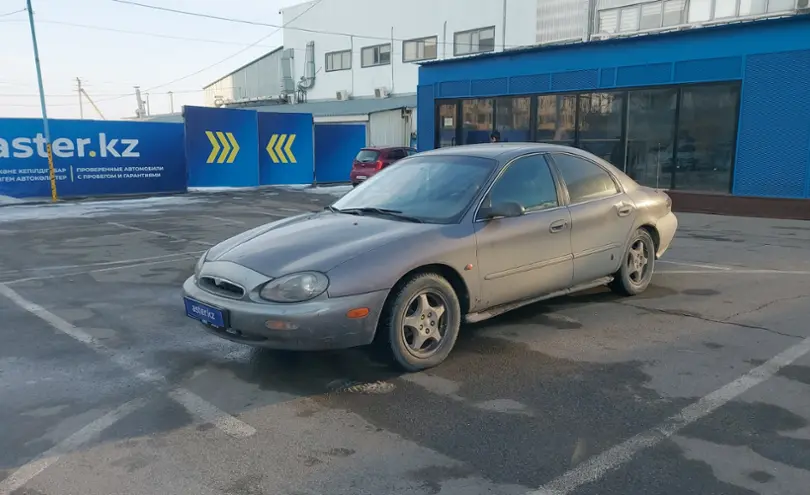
[353, 149, 381, 172]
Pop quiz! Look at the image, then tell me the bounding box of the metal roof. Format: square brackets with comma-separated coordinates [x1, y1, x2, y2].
[203, 46, 284, 89]
[420, 14, 803, 67]
[250, 94, 416, 117]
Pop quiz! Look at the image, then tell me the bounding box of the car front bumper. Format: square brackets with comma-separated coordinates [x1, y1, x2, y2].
[182, 276, 388, 350]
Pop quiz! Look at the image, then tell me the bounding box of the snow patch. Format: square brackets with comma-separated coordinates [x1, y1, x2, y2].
[0, 195, 25, 206]
[188, 187, 261, 193]
[0, 195, 203, 223]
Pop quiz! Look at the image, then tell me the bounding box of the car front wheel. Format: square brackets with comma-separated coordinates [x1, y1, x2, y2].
[610, 228, 655, 296]
[378, 273, 461, 372]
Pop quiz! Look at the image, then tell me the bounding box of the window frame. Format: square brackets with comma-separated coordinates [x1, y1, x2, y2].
[402, 35, 438, 63]
[361, 43, 392, 68]
[547, 152, 624, 206]
[324, 49, 352, 72]
[453, 26, 496, 57]
[473, 152, 567, 222]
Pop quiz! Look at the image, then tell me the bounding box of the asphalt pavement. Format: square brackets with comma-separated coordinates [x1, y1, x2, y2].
[1, 186, 809, 495]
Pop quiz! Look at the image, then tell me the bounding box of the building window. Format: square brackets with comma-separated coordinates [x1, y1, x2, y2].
[461, 99, 493, 144]
[361, 44, 391, 68]
[739, 0, 767, 15]
[577, 92, 625, 161]
[626, 88, 678, 188]
[495, 97, 531, 142]
[674, 83, 740, 193]
[403, 36, 438, 63]
[662, 0, 687, 26]
[536, 95, 576, 145]
[766, 0, 796, 12]
[598, 9, 619, 33]
[325, 50, 351, 72]
[619, 6, 641, 31]
[640, 2, 663, 30]
[454, 27, 496, 56]
[714, 0, 738, 17]
[688, 0, 712, 22]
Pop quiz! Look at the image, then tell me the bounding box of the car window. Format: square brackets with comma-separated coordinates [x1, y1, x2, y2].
[355, 149, 379, 163]
[484, 154, 558, 214]
[552, 153, 620, 204]
[407, 148, 417, 156]
[388, 149, 406, 160]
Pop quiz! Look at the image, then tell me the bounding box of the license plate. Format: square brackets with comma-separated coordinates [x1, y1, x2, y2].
[184, 297, 227, 328]
[356, 175, 367, 180]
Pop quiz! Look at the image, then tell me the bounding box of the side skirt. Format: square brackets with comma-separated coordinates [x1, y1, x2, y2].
[464, 276, 614, 324]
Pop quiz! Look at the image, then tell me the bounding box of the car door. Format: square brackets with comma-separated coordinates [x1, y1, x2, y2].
[548, 152, 637, 285]
[474, 153, 573, 308]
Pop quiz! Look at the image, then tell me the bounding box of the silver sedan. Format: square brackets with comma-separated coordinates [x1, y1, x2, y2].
[182, 143, 678, 371]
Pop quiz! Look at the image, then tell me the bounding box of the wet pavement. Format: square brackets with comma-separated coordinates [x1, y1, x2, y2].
[1, 186, 809, 495]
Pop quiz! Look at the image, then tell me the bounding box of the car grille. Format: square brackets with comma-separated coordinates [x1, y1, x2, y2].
[199, 276, 245, 299]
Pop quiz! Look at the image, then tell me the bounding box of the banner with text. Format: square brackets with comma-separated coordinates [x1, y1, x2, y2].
[0, 118, 186, 199]
[258, 111, 314, 185]
[184, 106, 259, 188]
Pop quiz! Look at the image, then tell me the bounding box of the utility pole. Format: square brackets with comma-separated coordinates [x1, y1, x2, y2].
[76, 77, 83, 119]
[134, 86, 146, 118]
[26, 0, 57, 202]
[145, 92, 151, 116]
[168, 91, 174, 113]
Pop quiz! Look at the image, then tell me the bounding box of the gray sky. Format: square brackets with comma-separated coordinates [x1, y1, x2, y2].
[0, 0, 303, 120]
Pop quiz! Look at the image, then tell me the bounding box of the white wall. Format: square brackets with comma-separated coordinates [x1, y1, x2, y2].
[280, 0, 540, 102]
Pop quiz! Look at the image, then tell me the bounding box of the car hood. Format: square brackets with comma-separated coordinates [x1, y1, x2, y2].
[206, 211, 433, 276]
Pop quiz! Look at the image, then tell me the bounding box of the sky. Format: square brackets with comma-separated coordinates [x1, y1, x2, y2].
[0, 0, 303, 120]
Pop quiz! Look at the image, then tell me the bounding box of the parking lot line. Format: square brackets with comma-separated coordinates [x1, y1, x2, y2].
[0, 251, 204, 277]
[107, 222, 215, 246]
[658, 260, 734, 270]
[0, 283, 256, 439]
[0, 397, 147, 495]
[528, 335, 810, 495]
[4, 255, 201, 284]
[657, 269, 810, 275]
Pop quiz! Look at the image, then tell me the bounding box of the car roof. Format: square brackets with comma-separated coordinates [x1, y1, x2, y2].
[361, 146, 413, 151]
[418, 142, 584, 161]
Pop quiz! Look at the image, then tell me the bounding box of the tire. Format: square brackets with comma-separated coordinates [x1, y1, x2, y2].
[376, 273, 462, 372]
[610, 228, 656, 296]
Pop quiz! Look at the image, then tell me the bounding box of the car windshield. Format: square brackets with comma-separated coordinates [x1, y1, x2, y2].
[354, 149, 379, 163]
[332, 155, 496, 223]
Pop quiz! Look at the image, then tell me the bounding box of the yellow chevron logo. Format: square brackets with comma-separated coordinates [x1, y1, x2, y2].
[265, 134, 297, 164]
[205, 130, 240, 164]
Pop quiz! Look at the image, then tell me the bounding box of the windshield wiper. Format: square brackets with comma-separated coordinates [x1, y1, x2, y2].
[323, 205, 340, 212]
[337, 207, 424, 223]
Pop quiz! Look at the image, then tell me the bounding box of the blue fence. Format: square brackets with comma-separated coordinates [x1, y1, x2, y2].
[0, 118, 186, 199]
[0, 107, 360, 201]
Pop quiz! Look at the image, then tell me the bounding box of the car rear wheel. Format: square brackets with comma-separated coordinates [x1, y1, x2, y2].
[610, 228, 655, 296]
[378, 273, 461, 372]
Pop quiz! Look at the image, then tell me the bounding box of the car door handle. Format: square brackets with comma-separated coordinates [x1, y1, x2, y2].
[549, 219, 568, 233]
[616, 203, 634, 217]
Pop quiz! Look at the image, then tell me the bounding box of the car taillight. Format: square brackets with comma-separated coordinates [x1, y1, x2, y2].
[374, 160, 384, 170]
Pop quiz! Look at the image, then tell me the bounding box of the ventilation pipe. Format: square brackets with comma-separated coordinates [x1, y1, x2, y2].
[297, 41, 316, 91]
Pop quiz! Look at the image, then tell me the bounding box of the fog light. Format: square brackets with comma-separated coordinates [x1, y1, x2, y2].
[346, 308, 369, 319]
[265, 320, 298, 331]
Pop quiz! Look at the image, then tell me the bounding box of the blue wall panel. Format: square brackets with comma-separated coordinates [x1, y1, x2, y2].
[438, 80, 471, 98]
[314, 123, 366, 183]
[471, 77, 508, 96]
[510, 74, 550, 94]
[674, 56, 742, 83]
[550, 69, 599, 91]
[615, 63, 672, 87]
[258, 112, 314, 185]
[184, 106, 259, 188]
[734, 50, 810, 198]
[599, 68, 616, 88]
[0, 118, 185, 199]
[416, 84, 434, 152]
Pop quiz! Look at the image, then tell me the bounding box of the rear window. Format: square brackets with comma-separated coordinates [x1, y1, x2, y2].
[355, 150, 379, 163]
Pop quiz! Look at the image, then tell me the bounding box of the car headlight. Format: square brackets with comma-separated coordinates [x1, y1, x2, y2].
[194, 251, 207, 280]
[259, 272, 329, 303]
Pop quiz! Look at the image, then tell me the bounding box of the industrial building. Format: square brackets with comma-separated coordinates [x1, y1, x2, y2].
[417, 10, 810, 216]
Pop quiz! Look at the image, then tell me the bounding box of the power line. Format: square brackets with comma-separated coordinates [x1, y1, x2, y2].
[109, 0, 520, 49]
[0, 88, 204, 98]
[2, 18, 280, 48]
[140, 0, 326, 93]
[0, 8, 26, 18]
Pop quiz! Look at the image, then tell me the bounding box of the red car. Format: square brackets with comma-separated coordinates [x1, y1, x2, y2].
[350, 146, 416, 186]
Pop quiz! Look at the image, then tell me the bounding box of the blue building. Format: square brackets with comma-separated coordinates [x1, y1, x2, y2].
[416, 15, 810, 217]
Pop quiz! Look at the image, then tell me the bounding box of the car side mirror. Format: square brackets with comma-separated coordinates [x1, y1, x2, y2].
[483, 201, 525, 219]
